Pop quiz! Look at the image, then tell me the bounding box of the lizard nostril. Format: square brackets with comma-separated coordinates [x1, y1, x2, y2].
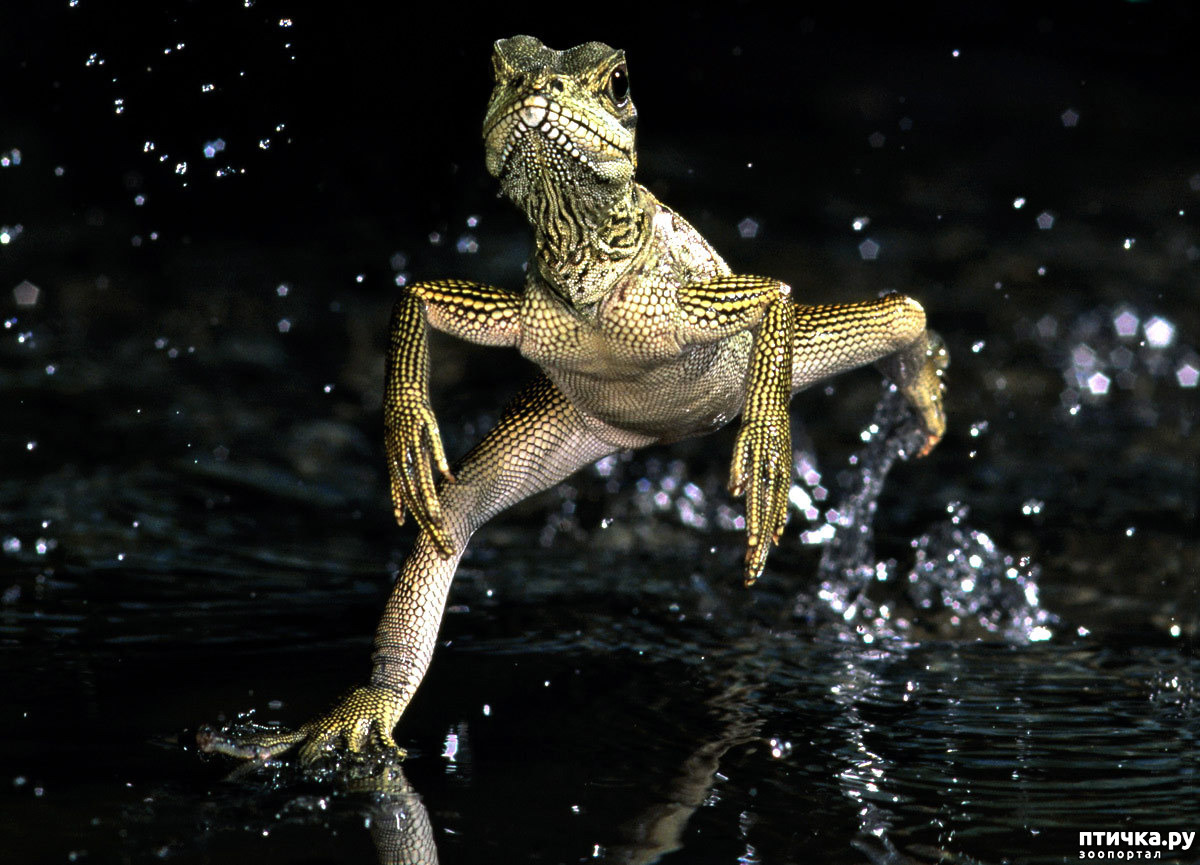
[550, 78, 565, 93]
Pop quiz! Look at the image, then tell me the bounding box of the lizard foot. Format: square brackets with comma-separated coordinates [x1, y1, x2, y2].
[909, 331, 949, 457]
[729, 414, 791, 587]
[881, 329, 949, 458]
[385, 388, 456, 556]
[198, 685, 408, 764]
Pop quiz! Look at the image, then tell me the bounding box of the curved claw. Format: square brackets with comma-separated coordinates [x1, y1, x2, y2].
[385, 392, 456, 556]
[729, 415, 791, 587]
[199, 685, 408, 764]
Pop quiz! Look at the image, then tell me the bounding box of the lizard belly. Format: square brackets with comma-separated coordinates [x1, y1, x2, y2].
[545, 332, 752, 443]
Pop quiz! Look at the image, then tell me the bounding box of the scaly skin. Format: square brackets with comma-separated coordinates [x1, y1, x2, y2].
[211, 35, 947, 762]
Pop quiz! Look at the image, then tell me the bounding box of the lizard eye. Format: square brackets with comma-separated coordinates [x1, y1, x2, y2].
[608, 65, 630, 106]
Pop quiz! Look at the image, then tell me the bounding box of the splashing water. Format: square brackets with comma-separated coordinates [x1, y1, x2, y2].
[798, 387, 1055, 644]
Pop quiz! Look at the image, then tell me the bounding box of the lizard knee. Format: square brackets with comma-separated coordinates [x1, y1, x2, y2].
[882, 292, 928, 350]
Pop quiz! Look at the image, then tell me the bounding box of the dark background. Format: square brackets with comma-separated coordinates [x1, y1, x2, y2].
[6, 1, 1197, 287]
[2, 3, 1198, 864]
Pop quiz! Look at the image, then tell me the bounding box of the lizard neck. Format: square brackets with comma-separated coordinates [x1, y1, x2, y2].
[531, 182, 653, 308]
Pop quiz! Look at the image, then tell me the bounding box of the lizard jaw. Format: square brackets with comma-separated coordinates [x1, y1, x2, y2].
[484, 93, 634, 186]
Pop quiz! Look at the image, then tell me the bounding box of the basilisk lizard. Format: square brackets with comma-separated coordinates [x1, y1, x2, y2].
[204, 35, 946, 762]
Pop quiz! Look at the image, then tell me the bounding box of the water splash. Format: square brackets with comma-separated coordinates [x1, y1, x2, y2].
[797, 386, 1055, 644]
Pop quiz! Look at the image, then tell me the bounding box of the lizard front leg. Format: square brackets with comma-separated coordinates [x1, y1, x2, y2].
[204, 375, 618, 762]
[731, 298, 795, 586]
[678, 282, 947, 587]
[677, 276, 795, 586]
[384, 280, 521, 555]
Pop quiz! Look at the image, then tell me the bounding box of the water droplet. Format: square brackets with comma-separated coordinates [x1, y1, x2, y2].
[1060, 108, 1080, 127]
[1012, 197, 1026, 209]
[202, 139, 226, 159]
[1036, 211, 1055, 230]
[1070, 340, 1099, 367]
[1085, 371, 1110, 395]
[858, 238, 880, 260]
[1122, 237, 1135, 250]
[737, 217, 759, 239]
[13, 280, 39, 306]
[1176, 361, 1199, 388]
[277, 318, 291, 333]
[851, 216, 870, 231]
[1143, 316, 1175, 348]
[1112, 308, 1139, 337]
[455, 234, 479, 254]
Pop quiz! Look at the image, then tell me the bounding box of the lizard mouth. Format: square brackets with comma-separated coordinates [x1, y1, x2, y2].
[483, 94, 634, 185]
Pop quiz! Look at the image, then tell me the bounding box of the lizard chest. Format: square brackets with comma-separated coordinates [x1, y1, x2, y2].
[516, 278, 682, 377]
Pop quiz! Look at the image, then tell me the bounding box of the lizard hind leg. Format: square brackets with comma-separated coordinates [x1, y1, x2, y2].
[790, 294, 948, 457]
[204, 375, 619, 763]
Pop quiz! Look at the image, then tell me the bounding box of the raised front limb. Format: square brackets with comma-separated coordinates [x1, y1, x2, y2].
[204, 375, 618, 762]
[677, 281, 947, 587]
[384, 280, 521, 555]
[676, 276, 795, 587]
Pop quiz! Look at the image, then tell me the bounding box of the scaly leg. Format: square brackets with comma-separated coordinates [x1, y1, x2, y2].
[735, 292, 948, 587]
[203, 375, 618, 762]
[729, 299, 795, 586]
[674, 280, 946, 588]
[789, 294, 947, 452]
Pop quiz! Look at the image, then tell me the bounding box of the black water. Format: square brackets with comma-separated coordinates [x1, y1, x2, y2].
[2, 4, 1198, 864]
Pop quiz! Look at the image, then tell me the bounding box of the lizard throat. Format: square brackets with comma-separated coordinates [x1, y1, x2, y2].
[532, 183, 650, 308]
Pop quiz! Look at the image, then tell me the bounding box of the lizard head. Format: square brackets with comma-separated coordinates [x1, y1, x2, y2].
[483, 36, 638, 224]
